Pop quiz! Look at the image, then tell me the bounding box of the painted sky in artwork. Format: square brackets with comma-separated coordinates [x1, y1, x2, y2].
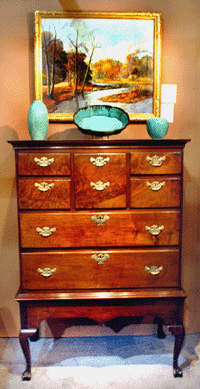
[42, 18, 154, 64]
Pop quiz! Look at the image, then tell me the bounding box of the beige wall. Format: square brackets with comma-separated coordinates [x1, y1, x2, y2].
[0, 0, 199, 337]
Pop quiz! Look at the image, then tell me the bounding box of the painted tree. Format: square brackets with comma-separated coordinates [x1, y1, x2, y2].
[122, 49, 153, 80]
[92, 58, 122, 81]
[80, 36, 100, 93]
[66, 50, 91, 87]
[67, 19, 99, 95]
[42, 29, 67, 98]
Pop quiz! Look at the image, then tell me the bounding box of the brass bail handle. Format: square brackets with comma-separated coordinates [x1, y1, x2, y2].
[145, 225, 164, 236]
[35, 182, 54, 192]
[90, 181, 110, 191]
[34, 157, 54, 167]
[145, 265, 163, 276]
[37, 267, 57, 277]
[146, 155, 166, 167]
[146, 181, 165, 191]
[90, 156, 110, 166]
[36, 227, 56, 237]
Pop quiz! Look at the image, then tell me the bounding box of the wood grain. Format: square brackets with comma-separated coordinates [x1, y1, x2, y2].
[131, 151, 182, 174]
[21, 249, 180, 290]
[18, 152, 71, 175]
[18, 178, 71, 209]
[130, 176, 181, 208]
[74, 153, 127, 209]
[19, 210, 180, 248]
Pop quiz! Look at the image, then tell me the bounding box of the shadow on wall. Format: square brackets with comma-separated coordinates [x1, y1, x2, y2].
[0, 308, 18, 338]
[182, 158, 200, 333]
[47, 127, 87, 140]
[58, 0, 81, 11]
[44, 317, 145, 338]
[0, 126, 20, 337]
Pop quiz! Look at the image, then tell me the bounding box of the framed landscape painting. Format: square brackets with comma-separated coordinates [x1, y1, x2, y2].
[34, 11, 162, 122]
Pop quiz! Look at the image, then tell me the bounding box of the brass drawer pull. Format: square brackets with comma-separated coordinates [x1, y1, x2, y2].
[35, 182, 54, 192]
[91, 215, 110, 226]
[145, 265, 163, 276]
[146, 155, 166, 167]
[145, 225, 164, 235]
[36, 226, 56, 237]
[92, 253, 110, 265]
[90, 156, 110, 166]
[34, 157, 54, 167]
[90, 181, 110, 191]
[146, 181, 165, 191]
[37, 267, 57, 277]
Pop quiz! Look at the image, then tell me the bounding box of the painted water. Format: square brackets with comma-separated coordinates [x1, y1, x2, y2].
[54, 87, 153, 115]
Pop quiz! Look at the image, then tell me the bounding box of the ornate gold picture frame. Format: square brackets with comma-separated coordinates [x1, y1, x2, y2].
[34, 11, 162, 122]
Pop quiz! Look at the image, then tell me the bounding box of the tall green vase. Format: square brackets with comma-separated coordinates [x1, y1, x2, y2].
[28, 100, 49, 140]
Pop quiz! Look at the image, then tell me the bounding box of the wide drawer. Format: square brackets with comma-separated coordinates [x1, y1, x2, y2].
[130, 176, 181, 208]
[74, 153, 127, 209]
[18, 178, 71, 209]
[21, 249, 180, 290]
[131, 151, 181, 174]
[20, 211, 180, 248]
[18, 153, 71, 175]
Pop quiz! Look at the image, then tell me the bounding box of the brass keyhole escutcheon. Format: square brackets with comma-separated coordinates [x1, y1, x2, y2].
[91, 253, 110, 265]
[91, 215, 110, 226]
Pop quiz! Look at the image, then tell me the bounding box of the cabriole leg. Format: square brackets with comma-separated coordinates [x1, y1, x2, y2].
[19, 329, 37, 380]
[168, 324, 185, 377]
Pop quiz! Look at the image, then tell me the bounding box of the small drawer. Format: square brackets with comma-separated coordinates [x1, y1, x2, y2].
[20, 210, 180, 248]
[130, 176, 181, 208]
[18, 178, 71, 209]
[131, 151, 181, 174]
[18, 153, 71, 175]
[74, 153, 127, 209]
[21, 249, 179, 290]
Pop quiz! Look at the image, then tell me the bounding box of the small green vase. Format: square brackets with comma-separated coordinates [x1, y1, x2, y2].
[147, 118, 169, 139]
[28, 100, 49, 140]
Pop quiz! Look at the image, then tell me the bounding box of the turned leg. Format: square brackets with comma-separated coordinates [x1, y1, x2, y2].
[156, 318, 166, 339]
[167, 324, 185, 377]
[19, 329, 37, 380]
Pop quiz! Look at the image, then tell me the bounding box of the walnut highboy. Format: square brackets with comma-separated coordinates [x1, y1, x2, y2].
[9, 139, 189, 380]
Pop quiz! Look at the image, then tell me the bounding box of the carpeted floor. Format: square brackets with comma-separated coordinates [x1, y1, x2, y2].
[0, 334, 200, 389]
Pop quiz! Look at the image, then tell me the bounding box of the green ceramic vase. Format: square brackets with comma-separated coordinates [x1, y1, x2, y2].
[28, 100, 49, 140]
[147, 117, 169, 139]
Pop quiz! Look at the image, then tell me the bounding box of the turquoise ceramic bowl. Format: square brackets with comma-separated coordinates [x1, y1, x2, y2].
[73, 105, 129, 136]
[147, 118, 169, 139]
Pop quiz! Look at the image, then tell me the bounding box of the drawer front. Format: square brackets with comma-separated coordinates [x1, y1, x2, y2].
[130, 177, 181, 208]
[18, 153, 71, 175]
[21, 249, 180, 290]
[131, 151, 181, 174]
[18, 178, 71, 210]
[74, 153, 127, 209]
[20, 211, 180, 248]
